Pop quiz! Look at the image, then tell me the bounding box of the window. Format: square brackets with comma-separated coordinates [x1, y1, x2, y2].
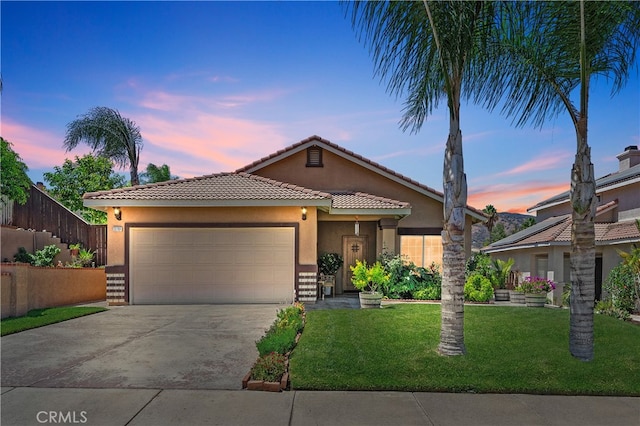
[400, 235, 443, 267]
[535, 255, 548, 279]
[306, 146, 323, 167]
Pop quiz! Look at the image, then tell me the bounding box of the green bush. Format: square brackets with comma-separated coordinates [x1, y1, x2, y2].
[465, 252, 493, 279]
[13, 247, 33, 264]
[31, 245, 61, 267]
[378, 253, 441, 299]
[464, 273, 494, 302]
[256, 303, 305, 356]
[604, 263, 638, 314]
[595, 299, 630, 321]
[250, 352, 287, 382]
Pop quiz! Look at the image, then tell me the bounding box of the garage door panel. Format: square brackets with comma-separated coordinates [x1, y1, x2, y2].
[130, 227, 294, 304]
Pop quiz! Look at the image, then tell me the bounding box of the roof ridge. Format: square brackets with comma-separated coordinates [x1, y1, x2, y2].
[235, 135, 485, 219]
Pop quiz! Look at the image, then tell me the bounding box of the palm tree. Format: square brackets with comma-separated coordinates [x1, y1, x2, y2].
[347, 1, 499, 355]
[483, 205, 498, 234]
[141, 163, 178, 184]
[493, 1, 640, 360]
[64, 106, 144, 186]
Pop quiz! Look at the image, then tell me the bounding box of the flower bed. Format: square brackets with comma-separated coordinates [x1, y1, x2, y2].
[242, 302, 305, 392]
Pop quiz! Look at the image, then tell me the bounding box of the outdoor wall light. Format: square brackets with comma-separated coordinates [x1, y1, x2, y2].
[113, 207, 122, 221]
[301, 207, 307, 221]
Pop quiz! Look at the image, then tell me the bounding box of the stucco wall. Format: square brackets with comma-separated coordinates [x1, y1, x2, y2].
[1, 263, 106, 318]
[105, 205, 315, 266]
[253, 148, 446, 229]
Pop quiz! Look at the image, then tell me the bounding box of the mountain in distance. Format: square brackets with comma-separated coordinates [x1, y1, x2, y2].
[472, 212, 536, 251]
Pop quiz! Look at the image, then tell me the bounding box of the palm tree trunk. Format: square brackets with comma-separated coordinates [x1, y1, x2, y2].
[438, 110, 467, 356]
[569, 129, 596, 361]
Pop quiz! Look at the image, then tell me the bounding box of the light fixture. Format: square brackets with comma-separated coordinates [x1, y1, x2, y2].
[113, 207, 122, 221]
[355, 216, 359, 236]
[301, 207, 307, 221]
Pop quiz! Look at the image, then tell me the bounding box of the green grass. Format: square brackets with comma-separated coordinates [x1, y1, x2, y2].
[289, 304, 640, 395]
[1, 306, 107, 336]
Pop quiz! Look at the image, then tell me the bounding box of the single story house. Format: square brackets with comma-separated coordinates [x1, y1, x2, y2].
[84, 135, 485, 305]
[483, 145, 640, 304]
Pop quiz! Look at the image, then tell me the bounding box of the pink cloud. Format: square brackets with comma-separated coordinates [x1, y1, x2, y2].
[468, 181, 569, 214]
[1, 119, 91, 169]
[496, 150, 572, 177]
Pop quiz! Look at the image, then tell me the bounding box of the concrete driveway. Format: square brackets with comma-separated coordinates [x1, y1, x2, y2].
[1, 304, 280, 390]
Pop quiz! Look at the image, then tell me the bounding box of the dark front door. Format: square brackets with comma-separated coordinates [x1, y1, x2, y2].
[343, 235, 368, 291]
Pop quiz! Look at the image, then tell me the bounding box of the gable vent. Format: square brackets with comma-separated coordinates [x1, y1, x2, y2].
[306, 146, 323, 167]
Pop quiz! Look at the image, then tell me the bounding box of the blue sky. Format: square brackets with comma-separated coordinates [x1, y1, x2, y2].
[2, 1, 639, 213]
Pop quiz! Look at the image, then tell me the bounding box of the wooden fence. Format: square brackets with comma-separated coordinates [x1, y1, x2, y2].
[6, 186, 107, 266]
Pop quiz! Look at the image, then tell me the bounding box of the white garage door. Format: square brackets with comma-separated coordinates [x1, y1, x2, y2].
[130, 227, 295, 304]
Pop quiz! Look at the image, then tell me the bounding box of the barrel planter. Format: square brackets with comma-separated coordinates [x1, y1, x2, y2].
[510, 291, 526, 304]
[494, 289, 510, 302]
[525, 293, 547, 307]
[359, 292, 383, 309]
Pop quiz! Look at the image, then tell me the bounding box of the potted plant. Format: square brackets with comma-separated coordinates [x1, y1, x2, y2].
[490, 258, 514, 301]
[511, 284, 526, 304]
[77, 248, 95, 267]
[520, 276, 556, 307]
[350, 259, 390, 309]
[69, 243, 81, 257]
[318, 252, 343, 295]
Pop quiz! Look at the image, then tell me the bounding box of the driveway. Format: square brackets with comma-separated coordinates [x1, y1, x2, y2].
[1, 305, 280, 390]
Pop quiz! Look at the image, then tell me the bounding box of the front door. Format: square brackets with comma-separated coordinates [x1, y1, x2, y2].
[343, 235, 368, 291]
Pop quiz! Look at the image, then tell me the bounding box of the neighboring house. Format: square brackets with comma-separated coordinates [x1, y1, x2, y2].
[483, 145, 640, 304]
[84, 135, 485, 305]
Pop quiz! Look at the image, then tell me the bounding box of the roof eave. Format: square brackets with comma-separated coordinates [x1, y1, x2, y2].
[83, 199, 332, 208]
[328, 207, 412, 217]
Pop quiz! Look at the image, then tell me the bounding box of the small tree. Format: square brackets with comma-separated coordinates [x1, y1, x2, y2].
[140, 163, 178, 184]
[44, 155, 126, 223]
[0, 137, 31, 205]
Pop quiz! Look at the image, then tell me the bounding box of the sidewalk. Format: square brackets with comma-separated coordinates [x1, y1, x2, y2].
[2, 387, 638, 426]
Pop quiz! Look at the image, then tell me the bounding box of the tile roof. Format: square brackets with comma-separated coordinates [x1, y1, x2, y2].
[528, 163, 640, 212]
[84, 172, 331, 203]
[330, 192, 411, 210]
[484, 216, 640, 252]
[237, 135, 486, 221]
[83, 172, 411, 214]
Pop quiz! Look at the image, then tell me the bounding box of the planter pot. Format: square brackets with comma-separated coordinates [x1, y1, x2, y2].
[359, 292, 383, 309]
[510, 291, 525, 304]
[525, 293, 546, 307]
[494, 289, 510, 302]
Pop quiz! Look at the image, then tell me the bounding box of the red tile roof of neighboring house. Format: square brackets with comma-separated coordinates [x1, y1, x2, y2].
[484, 216, 640, 252]
[330, 192, 411, 209]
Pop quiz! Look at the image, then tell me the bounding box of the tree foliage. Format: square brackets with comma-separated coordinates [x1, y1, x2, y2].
[1, 137, 31, 204]
[64, 106, 143, 186]
[140, 163, 178, 184]
[43, 155, 126, 224]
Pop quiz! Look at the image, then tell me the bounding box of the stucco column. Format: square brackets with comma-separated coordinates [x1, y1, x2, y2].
[378, 218, 399, 255]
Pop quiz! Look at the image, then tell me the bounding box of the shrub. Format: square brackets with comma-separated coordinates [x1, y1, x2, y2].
[256, 327, 298, 356]
[464, 273, 494, 302]
[318, 253, 343, 275]
[595, 299, 630, 321]
[378, 253, 442, 299]
[13, 247, 33, 264]
[31, 245, 61, 267]
[604, 263, 638, 314]
[250, 352, 287, 382]
[350, 260, 389, 293]
[255, 303, 305, 356]
[465, 252, 493, 279]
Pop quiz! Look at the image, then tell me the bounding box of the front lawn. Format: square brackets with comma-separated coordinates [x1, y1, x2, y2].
[289, 304, 640, 395]
[1, 306, 107, 336]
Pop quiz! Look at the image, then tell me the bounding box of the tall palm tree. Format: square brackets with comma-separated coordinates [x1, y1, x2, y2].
[64, 106, 144, 186]
[492, 1, 640, 360]
[483, 204, 498, 234]
[347, 1, 498, 355]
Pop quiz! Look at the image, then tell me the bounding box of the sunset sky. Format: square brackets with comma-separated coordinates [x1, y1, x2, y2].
[2, 1, 639, 214]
